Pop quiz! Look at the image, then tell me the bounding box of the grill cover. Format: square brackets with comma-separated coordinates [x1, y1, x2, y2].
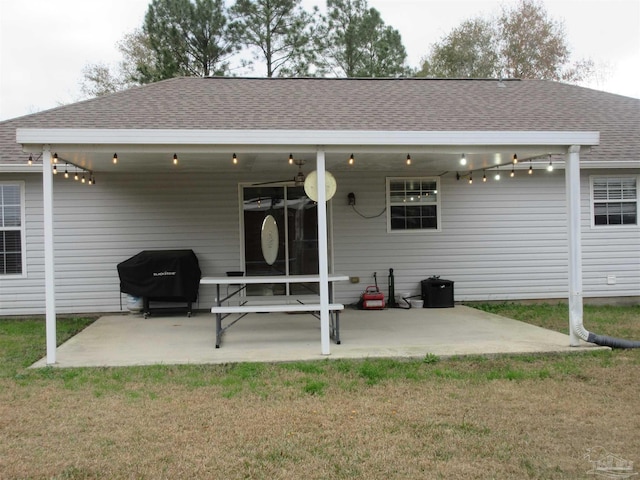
[117, 250, 201, 302]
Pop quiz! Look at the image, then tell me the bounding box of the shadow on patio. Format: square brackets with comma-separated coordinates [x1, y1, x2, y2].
[32, 305, 604, 368]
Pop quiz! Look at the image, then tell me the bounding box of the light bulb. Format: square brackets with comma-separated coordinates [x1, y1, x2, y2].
[460, 154, 467, 166]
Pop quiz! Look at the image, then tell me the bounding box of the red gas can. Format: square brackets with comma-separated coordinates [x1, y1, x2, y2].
[361, 286, 385, 310]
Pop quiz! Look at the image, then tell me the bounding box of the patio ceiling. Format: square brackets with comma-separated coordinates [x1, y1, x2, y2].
[17, 128, 598, 175]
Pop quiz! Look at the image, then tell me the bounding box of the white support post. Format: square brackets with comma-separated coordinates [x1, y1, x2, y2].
[565, 145, 584, 346]
[316, 150, 331, 355]
[42, 147, 57, 364]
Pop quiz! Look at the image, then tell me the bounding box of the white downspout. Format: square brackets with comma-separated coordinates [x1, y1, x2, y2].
[316, 149, 331, 355]
[565, 145, 588, 345]
[42, 147, 57, 364]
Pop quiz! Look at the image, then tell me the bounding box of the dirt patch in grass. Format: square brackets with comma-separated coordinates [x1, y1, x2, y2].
[1, 353, 639, 479]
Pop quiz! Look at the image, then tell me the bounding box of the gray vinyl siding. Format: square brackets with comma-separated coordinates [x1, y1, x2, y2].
[582, 170, 640, 299]
[333, 169, 571, 303]
[0, 167, 638, 316]
[0, 173, 45, 314]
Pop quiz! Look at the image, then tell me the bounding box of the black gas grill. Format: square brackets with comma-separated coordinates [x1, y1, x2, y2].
[117, 250, 201, 317]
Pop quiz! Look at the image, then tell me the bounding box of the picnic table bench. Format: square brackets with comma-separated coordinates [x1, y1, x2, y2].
[200, 274, 348, 348]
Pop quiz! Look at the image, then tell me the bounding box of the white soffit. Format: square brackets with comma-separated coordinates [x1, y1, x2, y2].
[17, 128, 600, 151]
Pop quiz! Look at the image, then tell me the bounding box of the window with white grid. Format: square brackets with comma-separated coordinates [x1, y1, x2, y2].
[591, 176, 638, 227]
[0, 183, 24, 275]
[387, 177, 441, 232]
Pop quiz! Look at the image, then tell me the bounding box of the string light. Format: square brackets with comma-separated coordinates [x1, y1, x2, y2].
[482, 171, 487, 182]
[547, 155, 554, 172]
[468, 173, 473, 184]
[232, 153, 238, 165]
[348, 154, 355, 165]
[460, 154, 467, 166]
[288, 154, 294, 165]
[406, 154, 411, 166]
[53, 153, 58, 164]
[494, 166, 500, 181]
[510, 165, 515, 177]
[529, 160, 533, 175]
[112, 153, 118, 164]
[512, 153, 518, 164]
[173, 153, 179, 165]
[26, 153, 43, 166]
[48, 156, 94, 185]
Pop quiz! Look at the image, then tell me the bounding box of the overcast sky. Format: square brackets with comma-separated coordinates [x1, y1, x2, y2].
[1, 0, 638, 121]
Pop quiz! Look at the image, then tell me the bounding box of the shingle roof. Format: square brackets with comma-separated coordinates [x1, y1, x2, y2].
[1, 77, 638, 164]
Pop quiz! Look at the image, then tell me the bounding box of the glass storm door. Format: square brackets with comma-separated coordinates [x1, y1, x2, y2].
[242, 185, 321, 296]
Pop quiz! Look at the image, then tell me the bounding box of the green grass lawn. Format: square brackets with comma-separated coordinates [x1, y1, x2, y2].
[0, 304, 638, 479]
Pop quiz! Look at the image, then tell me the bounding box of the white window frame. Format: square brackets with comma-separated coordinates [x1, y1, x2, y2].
[0, 181, 26, 277]
[386, 177, 442, 233]
[590, 175, 639, 229]
[589, 175, 639, 229]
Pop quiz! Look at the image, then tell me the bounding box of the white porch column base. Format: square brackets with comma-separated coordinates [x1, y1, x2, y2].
[565, 145, 583, 346]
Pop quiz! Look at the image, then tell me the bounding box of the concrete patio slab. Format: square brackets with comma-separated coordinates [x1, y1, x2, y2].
[31, 305, 604, 368]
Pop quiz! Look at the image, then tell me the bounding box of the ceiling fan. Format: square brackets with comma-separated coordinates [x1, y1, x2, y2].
[252, 158, 306, 186]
